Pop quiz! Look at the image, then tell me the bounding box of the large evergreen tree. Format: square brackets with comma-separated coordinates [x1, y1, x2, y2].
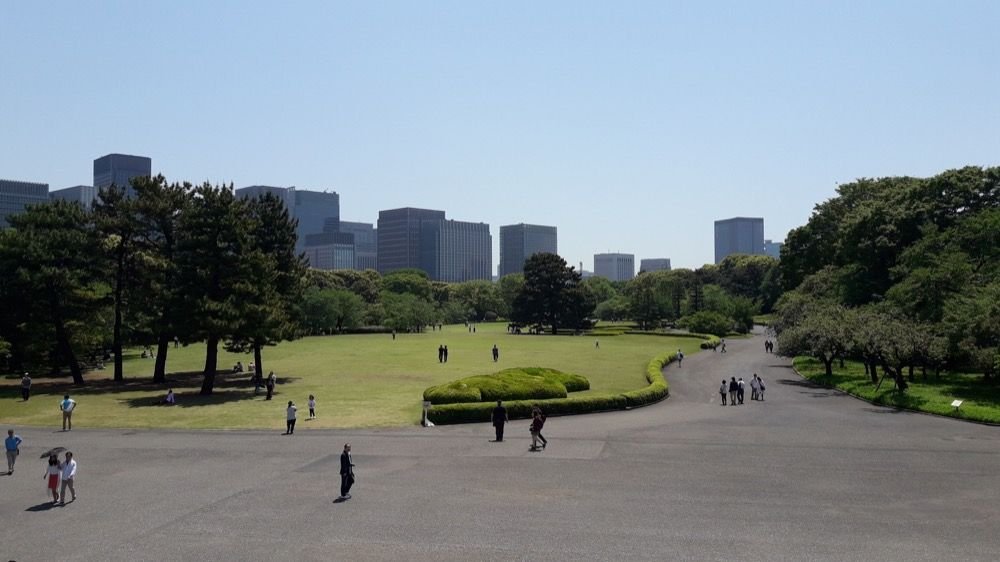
[511, 253, 595, 334]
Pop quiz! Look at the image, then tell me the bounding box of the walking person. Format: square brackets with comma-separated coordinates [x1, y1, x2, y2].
[728, 377, 738, 406]
[438, 345, 444, 363]
[492, 344, 499, 362]
[529, 411, 544, 451]
[443, 346, 449, 363]
[720, 339, 727, 353]
[750, 374, 760, 401]
[677, 349, 684, 367]
[60, 394, 77, 431]
[719, 380, 728, 405]
[308, 395, 316, 419]
[5, 429, 22, 474]
[285, 401, 297, 434]
[757, 374, 766, 401]
[532, 407, 548, 449]
[737, 378, 745, 404]
[44, 454, 61, 504]
[20, 373, 31, 401]
[59, 451, 76, 504]
[491, 400, 508, 442]
[339, 443, 355, 500]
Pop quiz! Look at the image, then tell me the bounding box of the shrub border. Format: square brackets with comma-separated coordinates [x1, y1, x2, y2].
[425, 336, 712, 424]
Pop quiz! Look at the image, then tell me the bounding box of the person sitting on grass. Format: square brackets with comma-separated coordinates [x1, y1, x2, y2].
[163, 389, 176, 405]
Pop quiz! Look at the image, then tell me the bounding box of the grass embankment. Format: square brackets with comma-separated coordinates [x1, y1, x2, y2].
[794, 357, 1000, 424]
[0, 323, 703, 429]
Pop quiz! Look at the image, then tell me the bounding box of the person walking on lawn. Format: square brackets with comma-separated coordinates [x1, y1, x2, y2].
[266, 372, 276, 400]
[20, 373, 31, 401]
[491, 400, 508, 442]
[339, 443, 355, 500]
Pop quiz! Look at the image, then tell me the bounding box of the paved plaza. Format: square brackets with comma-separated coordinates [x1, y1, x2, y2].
[2, 333, 999, 561]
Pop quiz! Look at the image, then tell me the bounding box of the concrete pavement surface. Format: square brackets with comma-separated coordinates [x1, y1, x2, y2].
[2, 332, 998, 561]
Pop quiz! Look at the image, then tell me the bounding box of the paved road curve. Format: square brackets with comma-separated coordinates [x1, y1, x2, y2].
[2, 332, 998, 561]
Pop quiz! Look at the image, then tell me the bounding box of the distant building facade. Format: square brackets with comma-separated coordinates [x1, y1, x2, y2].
[639, 258, 671, 273]
[377, 207, 446, 274]
[50, 185, 98, 210]
[764, 239, 783, 260]
[714, 217, 765, 264]
[0, 179, 49, 227]
[420, 220, 492, 282]
[339, 221, 378, 270]
[303, 232, 355, 270]
[235, 185, 339, 252]
[93, 153, 151, 195]
[594, 253, 635, 282]
[498, 223, 557, 278]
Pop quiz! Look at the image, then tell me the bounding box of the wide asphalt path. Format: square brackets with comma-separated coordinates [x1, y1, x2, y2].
[2, 332, 998, 561]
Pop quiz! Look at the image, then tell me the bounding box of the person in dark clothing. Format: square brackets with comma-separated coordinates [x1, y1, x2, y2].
[728, 377, 738, 406]
[720, 380, 728, 405]
[265, 371, 276, 400]
[491, 400, 508, 442]
[737, 377, 745, 404]
[20, 373, 31, 401]
[339, 443, 355, 500]
[492, 345, 499, 362]
[443, 346, 449, 363]
[532, 407, 548, 449]
[438, 345, 444, 363]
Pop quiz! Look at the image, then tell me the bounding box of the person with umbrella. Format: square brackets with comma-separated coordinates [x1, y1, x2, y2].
[5, 429, 22, 474]
[43, 454, 61, 504]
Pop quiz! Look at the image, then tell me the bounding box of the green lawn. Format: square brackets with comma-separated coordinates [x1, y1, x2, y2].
[794, 357, 1000, 424]
[0, 323, 704, 430]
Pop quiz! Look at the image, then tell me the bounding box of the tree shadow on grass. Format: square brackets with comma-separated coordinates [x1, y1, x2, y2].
[121, 374, 299, 409]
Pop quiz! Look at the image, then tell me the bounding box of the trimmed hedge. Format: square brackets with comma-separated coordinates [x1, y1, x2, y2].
[426, 350, 682, 424]
[625, 330, 722, 349]
[423, 368, 590, 405]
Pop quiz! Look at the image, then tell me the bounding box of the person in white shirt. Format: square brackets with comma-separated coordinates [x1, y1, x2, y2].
[750, 375, 760, 401]
[757, 374, 766, 401]
[60, 451, 77, 504]
[286, 401, 297, 435]
[308, 395, 316, 419]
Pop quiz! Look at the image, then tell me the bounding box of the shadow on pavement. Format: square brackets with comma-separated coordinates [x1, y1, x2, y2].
[25, 501, 58, 512]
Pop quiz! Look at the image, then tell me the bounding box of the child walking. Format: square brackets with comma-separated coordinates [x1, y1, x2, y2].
[308, 395, 316, 419]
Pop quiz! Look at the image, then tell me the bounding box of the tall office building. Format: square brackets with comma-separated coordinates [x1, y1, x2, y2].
[93, 153, 151, 195]
[764, 239, 783, 260]
[594, 253, 635, 282]
[50, 185, 98, 210]
[339, 221, 378, 270]
[639, 258, 671, 273]
[294, 190, 339, 249]
[714, 217, 765, 264]
[377, 207, 446, 274]
[498, 223, 558, 278]
[303, 232, 355, 270]
[420, 220, 492, 282]
[235, 185, 339, 252]
[0, 179, 49, 227]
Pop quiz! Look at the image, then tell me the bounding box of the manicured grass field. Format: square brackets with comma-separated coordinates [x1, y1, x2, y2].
[0, 323, 703, 430]
[794, 357, 1000, 424]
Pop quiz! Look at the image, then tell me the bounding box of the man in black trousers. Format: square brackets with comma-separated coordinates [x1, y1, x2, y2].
[491, 400, 508, 442]
[339, 443, 355, 500]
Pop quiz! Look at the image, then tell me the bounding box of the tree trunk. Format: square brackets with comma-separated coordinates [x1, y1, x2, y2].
[112, 251, 126, 383]
[822, 356, 834, 377]
[54, 316, 84, 386]
[907, 365, 915, 382]
[254, 341, 263, 382]
[201, 336, 219, 395]
[868, 361, 878, 384]
[153, 332, 170, 383]
[838, 357, 845, 368]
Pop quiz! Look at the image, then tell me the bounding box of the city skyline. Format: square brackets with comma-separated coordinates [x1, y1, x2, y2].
[2, 3, 998, 269]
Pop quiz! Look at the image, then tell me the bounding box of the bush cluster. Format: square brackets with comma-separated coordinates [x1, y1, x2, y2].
[423, 368, 589, 405]
[426, 350, 681, 424]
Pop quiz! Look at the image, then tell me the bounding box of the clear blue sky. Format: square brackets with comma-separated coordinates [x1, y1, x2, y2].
[2, 1, 998, 270]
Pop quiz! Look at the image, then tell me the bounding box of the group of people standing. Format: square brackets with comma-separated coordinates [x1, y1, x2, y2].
[719, 374, 765, 405]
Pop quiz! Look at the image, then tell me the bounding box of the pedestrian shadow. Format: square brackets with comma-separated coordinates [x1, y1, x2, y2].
[25, 501, 58, 512]
[332, 497, 348, 504]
